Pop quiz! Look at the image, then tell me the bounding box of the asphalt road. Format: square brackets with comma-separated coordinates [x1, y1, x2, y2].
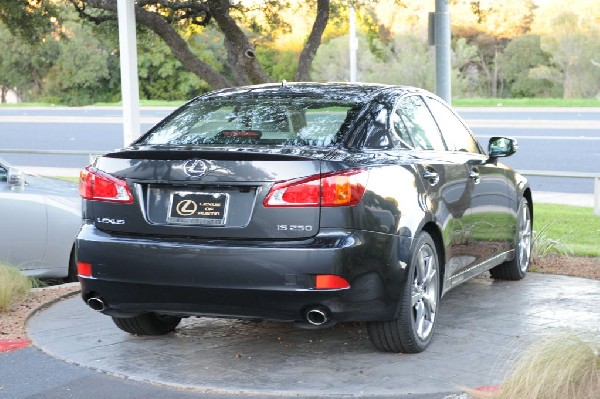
[0, 106, 598, 193]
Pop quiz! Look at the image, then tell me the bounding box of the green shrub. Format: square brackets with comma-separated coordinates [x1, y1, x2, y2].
[531, 222, 573, 263]
[0, 263, 32, 312]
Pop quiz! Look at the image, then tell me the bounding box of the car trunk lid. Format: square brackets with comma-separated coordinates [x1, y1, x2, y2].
[86, 147, 335, 240]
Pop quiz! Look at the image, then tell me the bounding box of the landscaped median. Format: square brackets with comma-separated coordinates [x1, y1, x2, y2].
[0, 264, 80, 352]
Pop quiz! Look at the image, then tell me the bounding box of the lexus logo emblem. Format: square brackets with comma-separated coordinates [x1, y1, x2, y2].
[175, 200, 197, 216]
[183, 160, 208, 177]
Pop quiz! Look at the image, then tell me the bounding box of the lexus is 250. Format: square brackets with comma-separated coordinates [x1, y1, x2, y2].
[76, 83, 532, 353]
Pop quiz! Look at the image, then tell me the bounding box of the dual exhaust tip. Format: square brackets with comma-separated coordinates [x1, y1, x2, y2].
[87, 296, 106, 312]
[87, 296, 331, 326]
[305, 306, 330, 326]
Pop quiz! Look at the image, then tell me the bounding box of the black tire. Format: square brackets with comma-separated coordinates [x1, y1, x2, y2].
[490, 197, 532, 281]
[63, 249, 78, 283]
[112, 313, 181, 335]
[367, 231, 440, 353]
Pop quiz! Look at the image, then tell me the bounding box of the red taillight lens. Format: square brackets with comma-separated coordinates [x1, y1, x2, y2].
[315, 275, 350, 289]
[79, 166, 133, 204]
[77, 262, 92, 277]
[263, 169, 368, 207]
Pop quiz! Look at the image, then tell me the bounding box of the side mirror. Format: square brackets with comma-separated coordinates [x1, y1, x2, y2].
[8, 167, 25, 190]
[488, 136, 518, 158]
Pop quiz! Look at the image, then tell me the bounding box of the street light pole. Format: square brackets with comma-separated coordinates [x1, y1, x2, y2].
[434, 0, 451, 103]
[117, 0, 141, 146]
[349, 2, 358, 82]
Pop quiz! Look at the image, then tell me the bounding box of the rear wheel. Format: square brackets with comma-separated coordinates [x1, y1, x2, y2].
[490, 198, 532, 281]
[112, 313, 181, 335]
[63, 248, 78, 283]
[367, 231, 440, 353]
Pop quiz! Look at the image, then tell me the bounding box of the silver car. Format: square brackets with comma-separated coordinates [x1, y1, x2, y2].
[0, 158, 81, 281]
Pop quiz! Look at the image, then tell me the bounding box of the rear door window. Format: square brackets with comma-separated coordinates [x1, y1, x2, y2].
[426, 97, 482, 154]
[392, 96, 446, 151]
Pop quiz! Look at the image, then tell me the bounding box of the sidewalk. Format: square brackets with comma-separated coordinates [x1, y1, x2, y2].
[23, 273, 600, 398]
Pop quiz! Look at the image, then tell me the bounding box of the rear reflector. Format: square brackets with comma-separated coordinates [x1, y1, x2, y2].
[263, 169, 368, 207]
[79, 166, 133, 203]
[315, 275, 350, 289]
[77, 262, 92, 277]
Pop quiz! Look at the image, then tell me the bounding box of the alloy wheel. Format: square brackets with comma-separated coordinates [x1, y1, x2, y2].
[411, 243, 438, 341]
[518, 203, 532, 273]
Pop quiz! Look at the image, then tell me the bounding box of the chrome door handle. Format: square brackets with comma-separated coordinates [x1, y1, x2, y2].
[423, 170, 440, 186]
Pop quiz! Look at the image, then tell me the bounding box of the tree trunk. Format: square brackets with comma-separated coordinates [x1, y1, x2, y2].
[296, 0, 330, 81]
[491, 44, 498, 98]
[563, 64, 573, 99]
[207, 0, 272, 86]
[86, 0, 231, 89]
[477, 49, 492, 96]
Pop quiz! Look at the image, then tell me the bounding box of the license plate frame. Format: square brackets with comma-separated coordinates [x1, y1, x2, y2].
[167, 192, 229, 226]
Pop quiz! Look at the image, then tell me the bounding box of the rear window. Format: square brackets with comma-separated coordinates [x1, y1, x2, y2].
[138, 97, 361, 147]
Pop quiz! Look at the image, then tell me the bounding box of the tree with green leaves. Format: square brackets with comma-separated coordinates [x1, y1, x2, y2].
[1, 1, 413, 91]
[0, 22, 59, 102]
[540, 11, 600, 99]
[497, 34, 562, 98]
[4, 0, 333, 89]
[451, 0, 535, 97]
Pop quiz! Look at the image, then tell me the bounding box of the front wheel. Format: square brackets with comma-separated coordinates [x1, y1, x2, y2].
[490, 197, 532, 281]
[367, 231, 440, 353]
[112, 313, 181, 335]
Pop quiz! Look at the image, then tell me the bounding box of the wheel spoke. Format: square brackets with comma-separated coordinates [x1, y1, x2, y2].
[417, 251, 427, 284]
[412, 290, 423, 307]
[414, 302, 425, 337]
[423, 293, 436, 313]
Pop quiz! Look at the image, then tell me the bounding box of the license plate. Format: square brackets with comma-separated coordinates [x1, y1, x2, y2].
[167, 192, 229, 225]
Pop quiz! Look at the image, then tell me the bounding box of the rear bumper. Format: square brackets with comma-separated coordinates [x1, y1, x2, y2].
[76, 224, 412, 324]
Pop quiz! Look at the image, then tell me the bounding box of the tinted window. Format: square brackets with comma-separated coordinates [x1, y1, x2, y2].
[393, 96, 445, 151]
[426, 97, 481, 153]
[138, 98, 359, 148]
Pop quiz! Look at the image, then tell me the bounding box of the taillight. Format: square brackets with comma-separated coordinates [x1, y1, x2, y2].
[315, 274, 350, 289]
[263, 169, 368, 207]
[79, 166, 133, 204]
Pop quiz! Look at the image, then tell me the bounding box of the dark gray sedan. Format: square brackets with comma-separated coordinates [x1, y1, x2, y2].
[76, 83, 532, 353]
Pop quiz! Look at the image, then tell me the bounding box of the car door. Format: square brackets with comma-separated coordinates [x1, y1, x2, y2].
[0, 164, 48, 274]
[425, 96, 513, 279]
[389, 95, 478, 282]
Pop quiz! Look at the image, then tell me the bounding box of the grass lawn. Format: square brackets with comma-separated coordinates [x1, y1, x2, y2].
[452, 98, 600, 107]
[534, 204, 600, 257]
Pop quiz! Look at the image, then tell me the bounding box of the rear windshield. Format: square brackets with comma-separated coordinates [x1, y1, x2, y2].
[137, 97, 361, 147]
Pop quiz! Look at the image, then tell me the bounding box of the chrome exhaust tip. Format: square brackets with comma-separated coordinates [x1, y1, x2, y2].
[87, 297, 106, 312]
[305, 306, 330, 326]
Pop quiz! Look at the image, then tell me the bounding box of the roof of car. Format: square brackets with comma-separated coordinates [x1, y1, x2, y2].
[196, 82, 420, 103]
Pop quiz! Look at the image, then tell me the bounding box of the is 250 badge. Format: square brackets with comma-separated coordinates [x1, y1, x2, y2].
[276, 224, 313, 232]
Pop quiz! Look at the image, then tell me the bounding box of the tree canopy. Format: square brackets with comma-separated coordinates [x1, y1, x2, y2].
[0, 0, 598, 103]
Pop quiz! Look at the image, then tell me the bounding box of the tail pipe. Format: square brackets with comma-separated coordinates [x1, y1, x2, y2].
[87, 296, 106, 312]
[305, 306, 330, 326]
